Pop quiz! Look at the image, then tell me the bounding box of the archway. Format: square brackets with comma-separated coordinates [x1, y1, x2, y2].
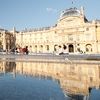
[68, 44, 74, 52]
[35, 45, 37, 52]
[44, 45, 49, 52]
[29, 45, 32, 52]
[86, 44, 92, 52]
[54, 44, 58, 53]
[39, 45, 43, 52]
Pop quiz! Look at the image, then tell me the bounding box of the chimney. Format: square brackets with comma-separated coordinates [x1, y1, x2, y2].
[81, 7, 84, 16]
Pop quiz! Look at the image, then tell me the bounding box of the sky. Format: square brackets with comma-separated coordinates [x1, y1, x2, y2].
[0, 0, 100, 31]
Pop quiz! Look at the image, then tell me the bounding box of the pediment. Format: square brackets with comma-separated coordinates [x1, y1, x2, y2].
[57, 16, 84, 28]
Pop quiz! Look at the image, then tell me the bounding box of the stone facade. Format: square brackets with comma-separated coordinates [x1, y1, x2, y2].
[0, 28, 15, 51]
[15, 7, 100, 54]
[1, 6, 100, 54]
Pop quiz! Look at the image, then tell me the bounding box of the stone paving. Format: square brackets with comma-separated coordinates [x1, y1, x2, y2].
[0, 52, 100, 63]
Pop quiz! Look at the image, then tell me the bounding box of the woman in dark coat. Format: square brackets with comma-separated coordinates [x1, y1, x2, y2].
[25, 46, 28, 54]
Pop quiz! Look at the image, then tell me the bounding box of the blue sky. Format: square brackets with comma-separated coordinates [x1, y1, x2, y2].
[0, 0, 100, 31]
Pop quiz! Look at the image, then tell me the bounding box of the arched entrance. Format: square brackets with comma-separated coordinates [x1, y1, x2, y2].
[86, 44, 92, 52]
[68, 44, 74, 52]
[39, 45, 43, 52]
[54, 44, 58, 53]
[46, 45, 49, 52]
[35, 45, 37, 52]
[29, 45, 32, 52]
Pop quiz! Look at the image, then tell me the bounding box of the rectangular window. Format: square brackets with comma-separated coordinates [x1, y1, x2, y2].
[68, 37, 73, 41]
[56, 65, 59, 69]
[62, 36, 65, 41]
[90, 77, 93, 81]
[76, 35, 80, 41]
[78, 67, 82, 72]
[88, 68, 93, 74]
[72, 81, 76, 87]
[64, 66, 67, 70]
[85, 33, 91, 40]
[47, 45, 49, 50]
[68, 35, 73, 41]
[70, 66, 75, 71]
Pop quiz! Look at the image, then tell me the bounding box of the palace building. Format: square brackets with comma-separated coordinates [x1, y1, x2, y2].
[0, 28, 15, 51]
[1, 6, 100, 54]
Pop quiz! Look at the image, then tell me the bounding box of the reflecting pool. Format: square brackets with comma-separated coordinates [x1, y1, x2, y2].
[0, 61, 100, 100]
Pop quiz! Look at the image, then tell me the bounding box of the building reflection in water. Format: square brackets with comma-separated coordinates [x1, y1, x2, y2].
[0, 61, 16, 77]
[0, 61, 100, 100]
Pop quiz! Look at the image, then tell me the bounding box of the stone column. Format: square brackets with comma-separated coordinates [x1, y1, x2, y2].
[3, 31, 6, 50]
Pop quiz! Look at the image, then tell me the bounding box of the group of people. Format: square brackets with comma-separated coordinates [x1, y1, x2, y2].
[16, 46, 29, 54]
[16, 45, 68, 55]
[58, 44, 68, 55]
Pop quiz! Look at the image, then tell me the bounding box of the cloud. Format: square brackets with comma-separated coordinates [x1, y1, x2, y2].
[46, 8, 52, 12]
[46, 8, 58, 12]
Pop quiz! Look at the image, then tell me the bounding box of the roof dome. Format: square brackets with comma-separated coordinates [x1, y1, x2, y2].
[60, 7, 81, 18]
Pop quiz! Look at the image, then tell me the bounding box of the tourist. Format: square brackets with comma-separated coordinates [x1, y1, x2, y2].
[58, 45, 63, 55]
[63, 44, 68, 54]
[22, 46, 26, 54]
[25, 46, 29, 55]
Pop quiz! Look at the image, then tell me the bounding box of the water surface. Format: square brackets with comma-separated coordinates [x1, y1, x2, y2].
[0, 61, 100, 100]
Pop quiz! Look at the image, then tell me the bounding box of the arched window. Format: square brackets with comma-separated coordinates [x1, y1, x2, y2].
[68, 35, 73, 41]
[39, 45, 43, 52]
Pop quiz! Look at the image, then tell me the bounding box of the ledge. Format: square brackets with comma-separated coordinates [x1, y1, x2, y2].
[0, 53, 100, 64]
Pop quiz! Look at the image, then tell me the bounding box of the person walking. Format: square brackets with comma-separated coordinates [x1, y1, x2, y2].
[58, 45, 63, 55]
[25, 46, 29, 55]
[22, 46, 26, 54]
[63, 44, 68, 54]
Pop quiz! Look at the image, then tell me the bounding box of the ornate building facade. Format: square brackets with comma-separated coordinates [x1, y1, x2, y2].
[1, 6, 100, 54]
[15, 7, 100, 54]
[0, 27, 15, 51]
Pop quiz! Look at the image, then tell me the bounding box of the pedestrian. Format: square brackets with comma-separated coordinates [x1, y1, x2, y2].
[63, 44, 68, 54]
[58, 45, 63, 55]
[17, 47, 21, 53]
[25, 46, 29, 55]
[22, 46, 26, 54]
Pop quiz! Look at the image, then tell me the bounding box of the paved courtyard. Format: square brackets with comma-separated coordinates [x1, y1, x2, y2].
[0, 52, 100, 63]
